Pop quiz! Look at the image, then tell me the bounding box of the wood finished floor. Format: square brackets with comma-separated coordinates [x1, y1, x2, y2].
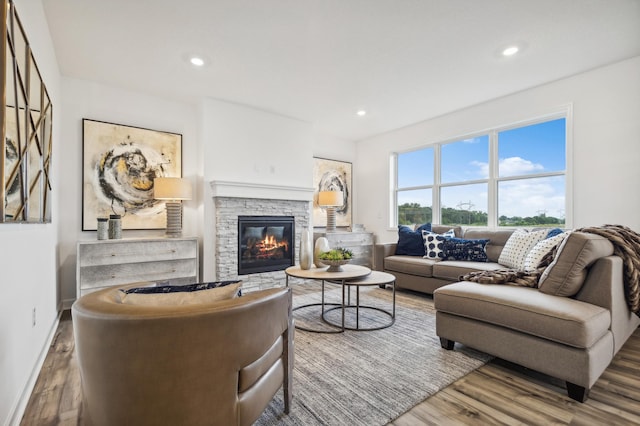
[20, 290, 640, 426]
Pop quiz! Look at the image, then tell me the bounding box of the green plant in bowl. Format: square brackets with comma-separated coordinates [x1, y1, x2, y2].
[318, 248, 353, 271]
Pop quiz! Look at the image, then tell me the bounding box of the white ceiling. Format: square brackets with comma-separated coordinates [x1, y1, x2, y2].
[41, 0, 640, 141]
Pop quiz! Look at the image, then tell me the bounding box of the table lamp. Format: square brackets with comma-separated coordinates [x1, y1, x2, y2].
[318, 190, 344, 232]
[154, 177, 192, 237]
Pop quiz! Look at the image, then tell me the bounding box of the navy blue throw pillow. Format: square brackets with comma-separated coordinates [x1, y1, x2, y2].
[396, 224, 431, 256]
[545, 228, 564, 239]
[122, 280, 243, 297]
[442, 238, 489, 262]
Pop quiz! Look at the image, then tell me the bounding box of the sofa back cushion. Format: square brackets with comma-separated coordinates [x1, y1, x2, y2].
[538, 232, 614, 297]
[463, 229, 514, 262]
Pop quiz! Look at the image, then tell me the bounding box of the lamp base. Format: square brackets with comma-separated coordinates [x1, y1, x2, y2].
[164, 202, 183, 237]
[325, 206, 337, 232]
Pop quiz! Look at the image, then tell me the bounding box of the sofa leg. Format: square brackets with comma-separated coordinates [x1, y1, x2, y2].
[440, 337, 455, 350]
[566, 382, 589, 402]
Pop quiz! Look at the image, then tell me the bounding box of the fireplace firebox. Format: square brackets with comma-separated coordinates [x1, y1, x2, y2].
[238, 216, 295, 275]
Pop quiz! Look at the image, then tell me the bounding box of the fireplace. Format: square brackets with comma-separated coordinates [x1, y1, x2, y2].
[238, 216, 295, 275]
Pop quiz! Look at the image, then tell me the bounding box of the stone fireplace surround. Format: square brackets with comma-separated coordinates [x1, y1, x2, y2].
[211, 181, 314, 292]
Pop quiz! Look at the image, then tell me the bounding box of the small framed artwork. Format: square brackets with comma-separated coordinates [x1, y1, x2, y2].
[82, 119, 182, 231]
[312, 157, 352, 229]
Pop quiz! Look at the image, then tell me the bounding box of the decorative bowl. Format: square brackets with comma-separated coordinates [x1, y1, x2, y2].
[322, 259, 351, 272]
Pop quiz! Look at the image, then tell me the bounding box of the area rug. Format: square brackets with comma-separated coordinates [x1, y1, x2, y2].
[255, 286, 491, 425]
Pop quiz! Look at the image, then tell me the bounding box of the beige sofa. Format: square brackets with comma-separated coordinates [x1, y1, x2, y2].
[374, 225, 515, 294]
[375, 227, 640, 402]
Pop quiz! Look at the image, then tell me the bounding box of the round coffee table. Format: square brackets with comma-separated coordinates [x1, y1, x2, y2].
[285, 264, 371, 333]
[324, 270, 396, 331]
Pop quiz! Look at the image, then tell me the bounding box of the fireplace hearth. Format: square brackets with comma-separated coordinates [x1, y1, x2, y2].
[238, 216, 295, 275]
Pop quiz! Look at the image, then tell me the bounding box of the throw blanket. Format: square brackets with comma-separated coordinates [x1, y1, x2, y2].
[461, 246, 556, 288]
[577, 225, 640, 317]
[460, 225, 640, 317]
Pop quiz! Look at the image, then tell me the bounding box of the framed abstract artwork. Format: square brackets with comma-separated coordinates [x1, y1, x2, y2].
[312, 157, 352, 229]
[82, 119, 182, 230]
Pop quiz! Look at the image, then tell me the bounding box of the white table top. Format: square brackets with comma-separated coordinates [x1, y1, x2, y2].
[285, 264, 371, 281]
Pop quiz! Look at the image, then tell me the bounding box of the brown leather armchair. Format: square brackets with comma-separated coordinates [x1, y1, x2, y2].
[72, 285, 293, 426]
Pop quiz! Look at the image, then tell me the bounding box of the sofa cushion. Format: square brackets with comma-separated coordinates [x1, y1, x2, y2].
[442, 238, 489, 262]
[523, 231, 570, 271]
[384, 255, 434, 277]
[120, 281, 243, 306]
[422, 229, 455, 260]
[538, 232, 614, 297]
[498, 229, 547, 269]
[432, 261, 503, 281]
[434, 281, 611, 348]
[395, 224, 431, 256]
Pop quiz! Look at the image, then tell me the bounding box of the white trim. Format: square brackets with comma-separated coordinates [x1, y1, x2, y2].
[210, 180, 314, 202]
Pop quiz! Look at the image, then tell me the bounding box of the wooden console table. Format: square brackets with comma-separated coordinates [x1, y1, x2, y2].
[76, 237, 199, 298]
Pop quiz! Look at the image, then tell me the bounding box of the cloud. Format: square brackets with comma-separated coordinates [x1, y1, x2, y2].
[499, 157, 544, 177]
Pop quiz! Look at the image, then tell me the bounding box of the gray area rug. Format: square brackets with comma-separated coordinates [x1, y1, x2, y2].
[255, 286, 491, 425]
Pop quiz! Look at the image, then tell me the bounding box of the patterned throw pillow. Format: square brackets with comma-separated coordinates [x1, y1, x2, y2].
[442, 238, 489, 262]
[422, 229, 455, 260]
[523, 232, 570, 271]
[396, 224, 432, 256]
[120, 280, 243, 306]
[498, 229, 548, 270]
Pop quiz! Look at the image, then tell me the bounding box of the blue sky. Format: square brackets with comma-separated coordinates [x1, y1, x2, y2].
[397, 118, 566, 219]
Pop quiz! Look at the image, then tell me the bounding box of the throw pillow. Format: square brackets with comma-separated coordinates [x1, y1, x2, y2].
[545, 228, 565, 239]
[523, 231, 570, 271]
[120, 280, 243, 306]
[422, 229, 455, 260]
[442, 238, 489, 262]
[396, 224, 431, 256]
[498, 229, 547, 270]
[538, 233, 614, 297]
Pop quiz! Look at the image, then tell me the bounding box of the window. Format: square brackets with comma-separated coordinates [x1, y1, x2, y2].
[396, 148, 433, 226]
[393, 116, 567, 228]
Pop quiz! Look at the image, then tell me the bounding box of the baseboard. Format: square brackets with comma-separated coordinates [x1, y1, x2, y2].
[61, 297, 75, 311]
[6, 311, 62, 426]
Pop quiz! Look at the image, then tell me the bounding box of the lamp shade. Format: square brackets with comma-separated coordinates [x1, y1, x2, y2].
[318, 190, 343, 207]
[154, 177, 193, 200]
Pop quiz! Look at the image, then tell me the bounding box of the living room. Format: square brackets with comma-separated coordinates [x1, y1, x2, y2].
[2, 0, 639, 425]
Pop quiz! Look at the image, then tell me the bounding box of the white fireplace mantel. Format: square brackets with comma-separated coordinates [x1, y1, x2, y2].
[210, 180, 314, 202]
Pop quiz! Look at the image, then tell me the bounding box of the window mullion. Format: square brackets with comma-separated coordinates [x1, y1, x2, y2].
[488, 130, 498, 228]
[433, 144, 441, 224]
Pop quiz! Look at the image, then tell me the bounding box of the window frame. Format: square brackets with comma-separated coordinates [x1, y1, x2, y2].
[391, 108, 572, 229]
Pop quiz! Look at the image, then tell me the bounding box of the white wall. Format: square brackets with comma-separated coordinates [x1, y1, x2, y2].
[57, 79, 199, 307]
[356, 56, 640, 243]
[200, 98, 316, 280]
[1, 1, 61, 424]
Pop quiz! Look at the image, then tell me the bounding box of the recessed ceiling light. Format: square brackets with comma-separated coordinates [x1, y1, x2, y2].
[356, 110, 367, 117]
[190, 56, 205, 66]
[502, 46, 519, 56]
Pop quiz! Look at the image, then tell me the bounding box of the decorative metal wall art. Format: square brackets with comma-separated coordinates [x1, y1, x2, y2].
[1, 0, 54, 223]
[82, 119, 182, 231]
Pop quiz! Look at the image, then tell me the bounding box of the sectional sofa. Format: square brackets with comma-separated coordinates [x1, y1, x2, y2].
[374, 224, 640, 401]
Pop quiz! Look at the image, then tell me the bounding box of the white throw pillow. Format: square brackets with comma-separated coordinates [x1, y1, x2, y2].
[523, 232, 570, 271]
[422, 229, 455, 260]
[498, 229, 548, 270]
